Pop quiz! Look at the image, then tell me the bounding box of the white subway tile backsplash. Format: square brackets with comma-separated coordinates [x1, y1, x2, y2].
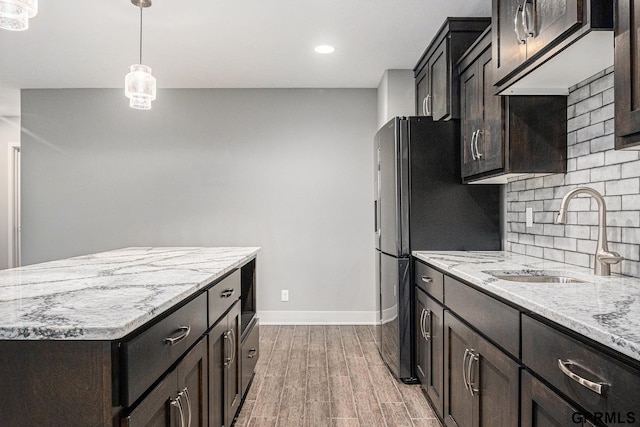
[622, 194, 640, 210]
[567, 114, 591, 132]
[575, 94, 603, 116]
[589, 164, 620, 181]
[590, 134, 615, 153]
[605, 178, 640, 195]
[590, 103, 614, 123]
[564, 251, 590, 268]
[577, 123, 605, 142]
[506, 68, 640, 278]
[554, 237, 577, 251]
[621, 160, 640, 178]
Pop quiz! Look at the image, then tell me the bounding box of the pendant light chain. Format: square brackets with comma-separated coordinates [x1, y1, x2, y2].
[139, 6, 143, 65]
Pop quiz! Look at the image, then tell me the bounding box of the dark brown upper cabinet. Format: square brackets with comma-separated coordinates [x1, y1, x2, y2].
[458, 27, 567, 183]
[614, 0, 640, 150]
[492, 0, 613, 95]
[414, 18, 490, 121]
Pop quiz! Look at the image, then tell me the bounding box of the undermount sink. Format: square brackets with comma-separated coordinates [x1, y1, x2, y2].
[484, 270, 587, 284]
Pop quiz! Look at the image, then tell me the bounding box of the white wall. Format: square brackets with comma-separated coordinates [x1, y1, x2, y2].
[21, 88, 378, 323]
[0, 117, 20, 270]
[377, 69, 415, 129]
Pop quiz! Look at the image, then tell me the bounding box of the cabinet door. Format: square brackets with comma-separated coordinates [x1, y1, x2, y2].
[122, 371, 178, 427]
[521, 370, 582, 427]
[615, 0, 640, 148]
[225, 302, 242, 427]
[525, 0, 582, 59]
[429, 39, 449, 121]
[473, 330, 520, 427]
[177, 339, 208, 427]
[460, 59, 480, 179]
[425, 295, 445, 418]
[208, 319, 227, 427]
[416, 67, 430, 116]
[443, 313, 475, 427]
[477, 47, 504, 175]
[493, 0, 528, 82]
[415, 288, 429, 384]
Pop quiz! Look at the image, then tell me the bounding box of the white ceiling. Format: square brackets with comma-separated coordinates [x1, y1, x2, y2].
[0, 0, 491, 116]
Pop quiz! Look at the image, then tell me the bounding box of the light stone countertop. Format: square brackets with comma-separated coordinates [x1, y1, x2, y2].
[412, 251, 640, 363]
[0, 247, 260, 341]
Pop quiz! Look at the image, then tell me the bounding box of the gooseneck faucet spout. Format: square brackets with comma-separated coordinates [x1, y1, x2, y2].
[555, 187, 623, 276]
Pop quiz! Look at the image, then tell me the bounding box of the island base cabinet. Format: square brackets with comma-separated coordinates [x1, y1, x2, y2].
[240, 318, 260, 399]
[208, 301, 241, 427]
[443, 312, 519, 427]
[415, 287, 445, 418]
[123, 337, 209, 427]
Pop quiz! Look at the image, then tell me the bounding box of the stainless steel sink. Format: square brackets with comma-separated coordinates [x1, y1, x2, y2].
[485, 270, 586, 284]
[491, 275, 585, 283]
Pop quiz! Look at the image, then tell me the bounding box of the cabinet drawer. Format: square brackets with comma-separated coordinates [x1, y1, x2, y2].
[414, 261, 444, 303]
[121, 292, 208, 406]
[522, 315, 640, 422]
[208, 270, 241, 326]
[241, 319, 259, 398]
[444, 276, 519, 357]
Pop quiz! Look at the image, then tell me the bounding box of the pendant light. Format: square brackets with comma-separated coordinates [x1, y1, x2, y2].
[0, 0, 38, 31]
[125, 0, 156, 110]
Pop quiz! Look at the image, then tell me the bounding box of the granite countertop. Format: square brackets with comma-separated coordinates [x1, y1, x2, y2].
[412, 251, 640, 363]
[0, 247, 260, 341]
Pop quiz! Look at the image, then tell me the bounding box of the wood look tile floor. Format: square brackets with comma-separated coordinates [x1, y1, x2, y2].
[235, 325, 442, 427]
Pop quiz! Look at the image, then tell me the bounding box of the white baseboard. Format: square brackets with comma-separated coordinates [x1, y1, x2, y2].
[257, 310, 378, 325]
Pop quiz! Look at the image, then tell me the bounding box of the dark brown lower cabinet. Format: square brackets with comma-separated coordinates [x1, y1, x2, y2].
[443, 312, 519, 427]
[240, 318, 260, 399]
[208, 300, 241, 427]
[521, 370, 596, 427]
[415, 287, 445, 417]
[123, 338, 209, 427]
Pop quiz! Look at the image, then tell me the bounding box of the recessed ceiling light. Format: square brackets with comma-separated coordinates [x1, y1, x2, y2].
[315, 45, 335, 54]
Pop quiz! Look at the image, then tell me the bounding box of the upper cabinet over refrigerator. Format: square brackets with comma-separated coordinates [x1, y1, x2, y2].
[414, 18, 490, 121]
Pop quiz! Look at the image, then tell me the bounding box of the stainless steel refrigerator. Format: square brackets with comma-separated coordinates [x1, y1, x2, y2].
[374, 117, 501, 382]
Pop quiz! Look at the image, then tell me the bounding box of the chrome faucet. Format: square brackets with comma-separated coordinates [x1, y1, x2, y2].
[555, 187, 623, 276]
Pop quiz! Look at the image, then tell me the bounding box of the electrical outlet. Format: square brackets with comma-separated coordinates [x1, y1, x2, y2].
[281, 289, 289, 302]
[526, 207, 534, 228]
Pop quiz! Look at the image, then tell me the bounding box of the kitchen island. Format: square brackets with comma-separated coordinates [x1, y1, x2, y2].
[0, 246, 260, 427]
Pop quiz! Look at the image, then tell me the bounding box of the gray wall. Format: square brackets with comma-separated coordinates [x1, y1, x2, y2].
[21, 88, 378, 323]
[377, 69, 415, 129]
[506, 67, 640, 278]
[0, 116, 20, 270]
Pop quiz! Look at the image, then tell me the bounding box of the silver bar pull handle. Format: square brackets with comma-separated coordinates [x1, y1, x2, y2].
[469, 352, 480, 396]
[164, 325, 191, 345]
[423, 310, 431, 341]
[471, 130, 477, 160]
[475, 129, 483, 159]
[421, 276, 433, 284]
[171, 394, 186, 427]
[514, 3, 526, 44]
[248, 348, 257, 359]
[462, 348, 470, 390]
[224, 330, 232, 367]
[422, 97, 428, 116]
[425, 94, 432, 116]
[183, 387, 192, 427]
[557, 359, 608, 395]
[522, 0, 535, 37]
[419, 309, 426, 339]
[229, 328, 237, 364]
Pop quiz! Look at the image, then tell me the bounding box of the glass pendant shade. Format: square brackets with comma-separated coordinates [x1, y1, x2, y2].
[0, 0, 37, 31]
[125, 64, 156, 110]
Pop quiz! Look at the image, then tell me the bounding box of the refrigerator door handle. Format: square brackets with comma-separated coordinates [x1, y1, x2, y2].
[374, 200, 378, 233]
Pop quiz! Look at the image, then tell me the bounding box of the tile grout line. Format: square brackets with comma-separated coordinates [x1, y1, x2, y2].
[359, 326, 389, 427]
[341, 325, 361, 426]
